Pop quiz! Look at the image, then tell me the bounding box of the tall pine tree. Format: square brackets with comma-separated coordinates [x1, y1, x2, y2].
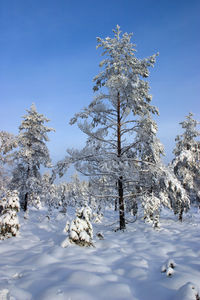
[56, 26, 159, 230]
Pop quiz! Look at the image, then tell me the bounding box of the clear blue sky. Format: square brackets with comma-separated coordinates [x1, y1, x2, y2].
[0, 0, 199, 163]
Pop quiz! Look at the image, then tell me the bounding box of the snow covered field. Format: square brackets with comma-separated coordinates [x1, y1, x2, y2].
[0, 208, 200, 300]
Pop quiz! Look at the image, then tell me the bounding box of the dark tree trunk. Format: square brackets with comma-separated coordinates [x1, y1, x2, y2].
[24, 192, 28, 212]
[114, 181, 118, 211]
[114, 198, 118, 211]
[118, 176, 125, 229]
[178, 207, 183, 222]
[23, 165, 30, 212]
[117, 92, 126, 230]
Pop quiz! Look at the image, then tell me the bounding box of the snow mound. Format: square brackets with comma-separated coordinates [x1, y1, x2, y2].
[175, 282, 199, 300]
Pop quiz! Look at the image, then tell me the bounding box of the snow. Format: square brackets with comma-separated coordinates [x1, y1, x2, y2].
[0, 207, 200, 300]
[175, 282, 199, 300]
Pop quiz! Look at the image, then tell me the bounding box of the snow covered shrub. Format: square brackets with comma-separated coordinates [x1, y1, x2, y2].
[0, 189, 7, 214]
[62, 205, 93, 247]
[161, 259, 176, 277]
[175, 282, 199, 300]
[0, 190, 20, 239]
[0, 289, 10, 300]
[96, 232, 104, 240]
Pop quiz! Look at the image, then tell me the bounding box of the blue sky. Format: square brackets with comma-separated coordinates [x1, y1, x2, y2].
[0, 0, 199, 164]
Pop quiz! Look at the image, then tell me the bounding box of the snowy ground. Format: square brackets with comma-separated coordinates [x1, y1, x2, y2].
[0, 207, 200, 300]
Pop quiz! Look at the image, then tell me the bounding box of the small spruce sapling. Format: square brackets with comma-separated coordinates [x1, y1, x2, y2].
[62, 205, 93, 247]
[0, 190, 20, 239]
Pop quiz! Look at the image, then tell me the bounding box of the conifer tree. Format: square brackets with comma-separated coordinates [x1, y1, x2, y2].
[134, 113, 165, 225]
[0, 131, 17, 189]
[172, 113, 200, 205]
[56, 26, 158, 230]
[10, 104, 55, 211]
[62, 205, 93, 247]
[135, 112, 190, 223]
[0, 190, 20, 239]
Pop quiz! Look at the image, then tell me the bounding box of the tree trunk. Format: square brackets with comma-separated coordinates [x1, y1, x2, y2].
[114, 181, 118, 211]
[23, 165, 30, 212]
[117, 92, 126, 230]
[178, 207, 183, 222]
[24, 192, 28, 212]
[114, 198, 118, 211]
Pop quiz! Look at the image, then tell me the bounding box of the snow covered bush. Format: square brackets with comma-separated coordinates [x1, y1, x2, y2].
[0, 190, 20, 239]
[0, 289, 10, 300]
[62, 205, 93, 247]
[161, 259, 176, 277]
[175, 282, 199, 300]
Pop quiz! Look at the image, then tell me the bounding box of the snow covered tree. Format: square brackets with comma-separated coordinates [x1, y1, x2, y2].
[132, 113, 165, 221]
[10, 104, 55, 211]
[40, 172, 60, 214]
[142, 193, 161, 228]
[134, 113, 190, 223]
[135, 113, 164, 164]
[171, 113, 200, 205]
[67, 173, 89, 208]
[0, 131, 17, 189]
[55, 25, 159, 230]
[159, 167, 190, 221]
[0, 190, 20, 239]
[62, 205, 93, 247]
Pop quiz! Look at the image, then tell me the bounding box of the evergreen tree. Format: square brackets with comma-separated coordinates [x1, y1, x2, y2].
[10, 104, 55, 211]
[0, 190, 20, 239]
[135, 113, 190, 223]
[40, 172, 60, 215]
[136, 114, 190, 223]
[62, 205, 93, 247]
[172, 113, 200, 205]
[134, 113, 165, 226]
[0, 131, 17, 189]
[56, 26, 158, 230]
